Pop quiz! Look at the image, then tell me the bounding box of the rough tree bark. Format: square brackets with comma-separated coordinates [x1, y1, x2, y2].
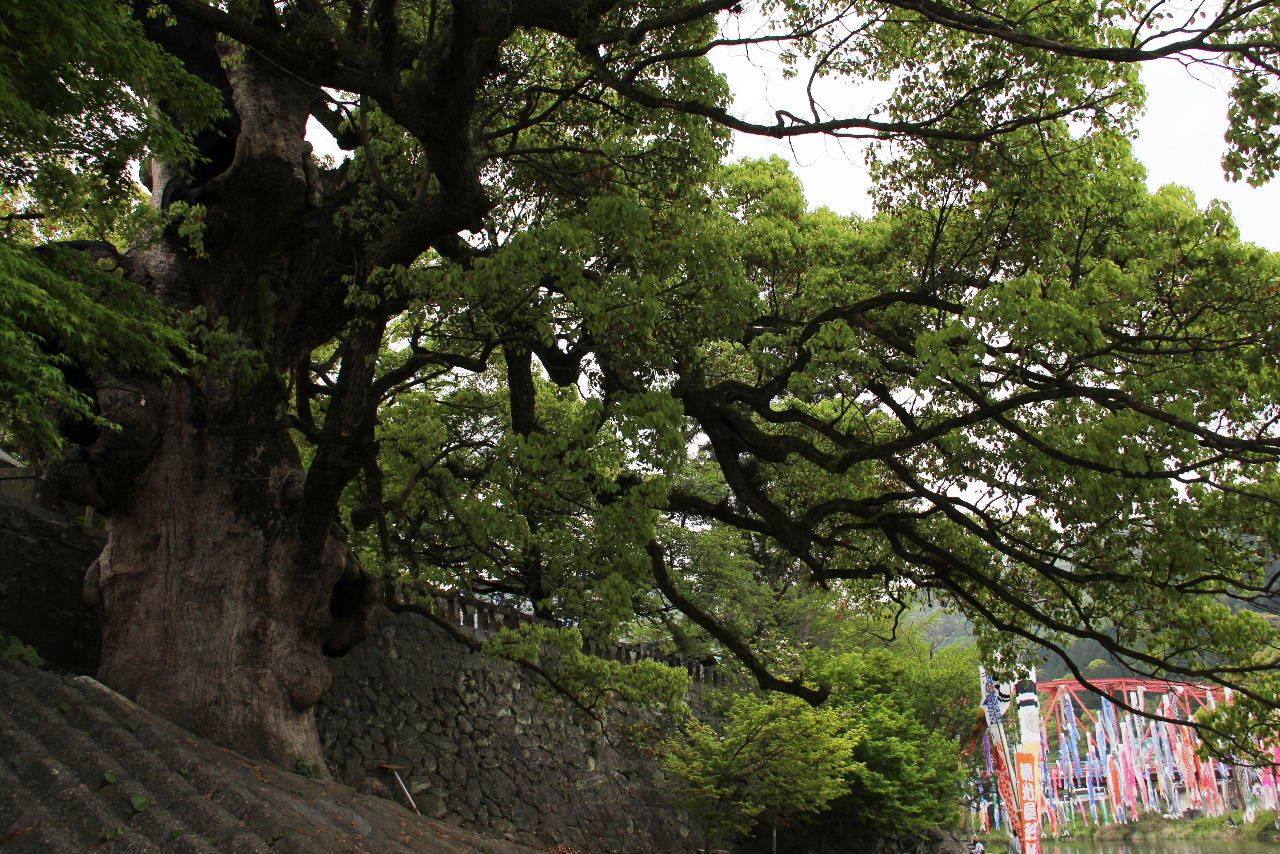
[85, 383, 366, 773]
[55, 33, 379, 773]
[40, 0, 516, 768]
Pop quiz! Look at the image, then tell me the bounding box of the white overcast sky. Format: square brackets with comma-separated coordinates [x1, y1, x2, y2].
[307, 43, 1278, 250]
[716, 49, 1280, 250]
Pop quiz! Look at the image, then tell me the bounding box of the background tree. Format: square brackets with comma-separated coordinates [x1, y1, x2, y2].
[658, 609, 976, 852]
[3, 0, 1280, 771]
[661, 692, 860, 852]
[796, 614, 977, 845]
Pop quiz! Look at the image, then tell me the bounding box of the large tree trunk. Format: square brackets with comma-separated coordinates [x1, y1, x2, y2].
[54, 30, 380, 771]
[83, 381, 367, 773]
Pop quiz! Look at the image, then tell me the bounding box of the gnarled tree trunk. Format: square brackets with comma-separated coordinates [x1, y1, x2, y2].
[53, 29, 379, 772]
[83, 381, 367, 773]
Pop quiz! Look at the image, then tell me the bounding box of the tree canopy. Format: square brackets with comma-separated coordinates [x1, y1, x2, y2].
[662, 691, 862, 848]
[3, 0, 1280, 768]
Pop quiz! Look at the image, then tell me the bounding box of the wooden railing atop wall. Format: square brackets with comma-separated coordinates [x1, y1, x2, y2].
[392, 584, 736, 688]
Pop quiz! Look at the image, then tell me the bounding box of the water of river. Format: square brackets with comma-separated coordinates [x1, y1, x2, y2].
[1043, 840, 1279, 854]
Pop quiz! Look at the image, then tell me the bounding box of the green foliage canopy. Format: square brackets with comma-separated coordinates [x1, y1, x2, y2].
[3, 0, 1280, 766]
[0, 1, 219, 453]
[660, 614, 979, 849]
[662, 692, 861, 847]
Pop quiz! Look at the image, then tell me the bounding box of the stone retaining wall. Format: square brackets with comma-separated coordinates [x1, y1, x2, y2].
[316, 609, 694, 854]
[0, 495, 102, 674]
[0, 490, 697, 853]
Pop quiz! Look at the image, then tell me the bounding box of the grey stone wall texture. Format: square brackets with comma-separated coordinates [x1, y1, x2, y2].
[0, 495, 102, 674]
[315, 609, 695, 854]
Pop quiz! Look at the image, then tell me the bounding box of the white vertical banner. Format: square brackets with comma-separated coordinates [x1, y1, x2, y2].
[1015, 668, 1042, 854]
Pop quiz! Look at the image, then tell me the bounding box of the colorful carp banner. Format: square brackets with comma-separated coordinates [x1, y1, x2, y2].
[975, 677, 1280, 842]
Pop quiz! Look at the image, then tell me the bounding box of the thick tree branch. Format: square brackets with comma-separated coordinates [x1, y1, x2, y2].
[646, 540, 830, 705]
